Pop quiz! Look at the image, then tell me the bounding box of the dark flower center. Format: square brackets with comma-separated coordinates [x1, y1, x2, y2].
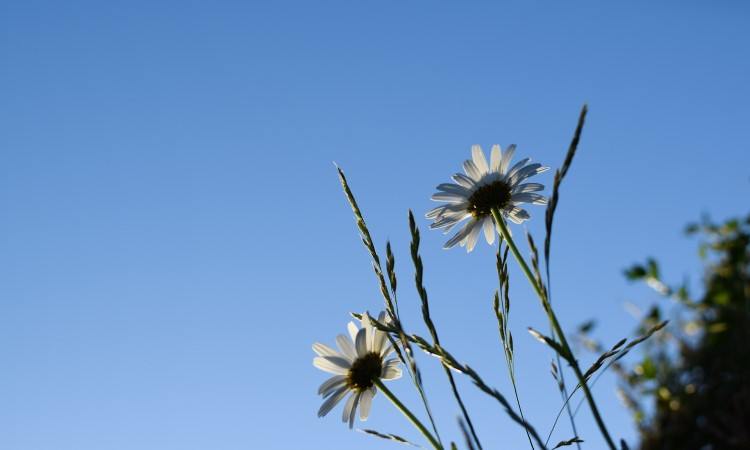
[347, 352, 383, 391]
[467, 180, 512, 217]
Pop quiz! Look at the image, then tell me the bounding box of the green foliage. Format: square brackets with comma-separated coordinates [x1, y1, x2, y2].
[622, 214, 750, 449]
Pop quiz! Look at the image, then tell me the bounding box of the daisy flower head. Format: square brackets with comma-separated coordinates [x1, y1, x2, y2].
[313, 311, 402, 428]
[427, 144, 549, 252]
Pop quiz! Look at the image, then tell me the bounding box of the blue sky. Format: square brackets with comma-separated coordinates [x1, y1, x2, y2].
[1, 1, 749, 449]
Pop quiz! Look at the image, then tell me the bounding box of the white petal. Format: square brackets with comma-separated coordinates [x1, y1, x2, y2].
[342, 392, 356, 423]
[372, 320, 387, 354]
[428, 204, 469, 224]
[336, 335, 357, 361]
[319, 375, 347, 396]
[505, 210, 523, 224]
[312, 342, 339, 358]
[514, 208, 531, 220]
[430, 210, 468, 228]
[318, 385, 350, 417]
[431, 192, 468, 203]
[355, 327, 368, 357]
[436, 183, 470, 195]
[444, 221, 474, 249]
[466, 220, 483, 252]
[430, 215, 463, 230]
[512, 182, 545, 194]
[511, 192, 547, 205]
[499, 144, 516, 175]
[505, 158, 531, 182]
[452, 173, 475, 188]
[347, 322, 359, 342]
[426, 205, 446, 219]
[382, 358, 401, 372]
[463, 160, 482, 181]
[359, 388, 374, 421]
[490, 144, 501, 172]
[430, 210, 465, 225]
[343, 392, 360, 428]
[380, 341, 394, 357]
[314, 356, 351, 375]
[507, 207, 530, 223]
[483, 217, 496, 245]
[435, 203, 469, 216]
[509, 163, 549, 186]
[441, 219, 465, 234]
[471, 145, 489, 174]
[361, 313, 375, 350]
[382, 364, 403, 380]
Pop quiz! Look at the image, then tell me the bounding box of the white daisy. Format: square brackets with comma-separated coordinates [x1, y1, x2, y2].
[313, 312, 403, 428]
[427, 144, 549, 252]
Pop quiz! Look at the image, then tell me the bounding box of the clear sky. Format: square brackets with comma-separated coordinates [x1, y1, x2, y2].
[2, 1, 749, 449]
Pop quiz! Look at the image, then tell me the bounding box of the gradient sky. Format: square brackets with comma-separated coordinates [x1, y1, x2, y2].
[2, 1, 749, 449]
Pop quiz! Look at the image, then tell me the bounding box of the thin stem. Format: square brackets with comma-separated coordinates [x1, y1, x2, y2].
[491, 209, 617, 450]
[496, 245, 535, 450]
[410, 211, 481, 450]
[546, 387, 577, 446]
[337, 168, 441, 444]
[374, 378, 443, 450]
[359, 314, 549, 450]
[554, 352, 581, 449]
[509, 369, 535, 450]
[545, 252, 581, 450]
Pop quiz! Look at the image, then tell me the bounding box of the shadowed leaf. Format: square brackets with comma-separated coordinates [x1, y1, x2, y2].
[359, 429, 420, 447]
[552, 437, 583, 449]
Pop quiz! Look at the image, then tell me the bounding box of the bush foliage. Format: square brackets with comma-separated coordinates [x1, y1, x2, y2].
[619, 215, 750, 449]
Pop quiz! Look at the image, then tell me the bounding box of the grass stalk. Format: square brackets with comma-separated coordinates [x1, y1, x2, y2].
[374, 378, 443, 450]
[495, 246, 535, 450]
[544, 104, 588, 449]
[337, 166, 442, 445]
[409, 211, 483, 450]
[359, 314, 550, 450]
[491, 208, 617, 450]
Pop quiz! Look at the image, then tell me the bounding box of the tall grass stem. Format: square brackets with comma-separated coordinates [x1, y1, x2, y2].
[491, 208, 617, 450]
[373, 378, 443, 450]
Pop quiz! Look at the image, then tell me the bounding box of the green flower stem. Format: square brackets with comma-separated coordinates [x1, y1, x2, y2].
[373, 378, 443, 450]
[491, 208, 617, 450]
